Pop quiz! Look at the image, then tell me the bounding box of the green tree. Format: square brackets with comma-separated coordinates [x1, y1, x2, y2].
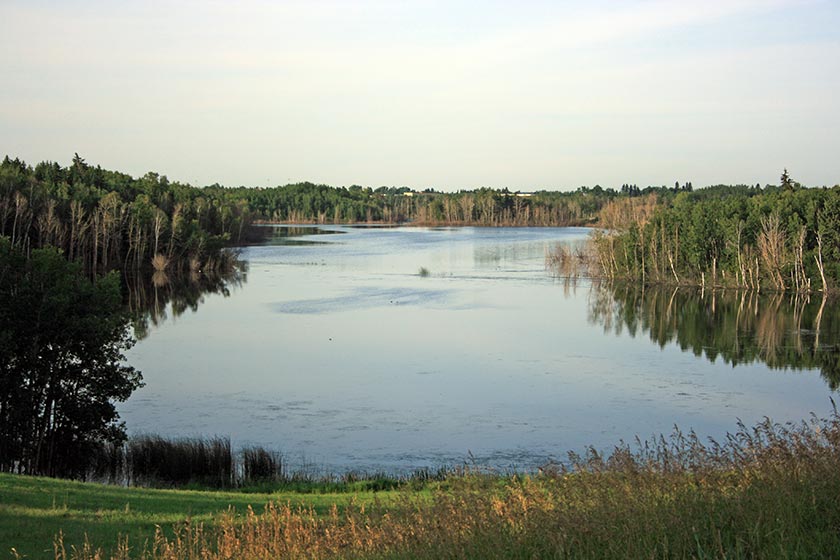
[781, 168, 793, 192]
[0, 238, 143, 478]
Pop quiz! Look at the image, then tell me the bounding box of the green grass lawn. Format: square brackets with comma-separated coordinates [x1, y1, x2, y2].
[0, 473, 391, 559]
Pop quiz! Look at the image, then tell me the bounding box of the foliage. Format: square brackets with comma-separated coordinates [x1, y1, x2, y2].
[241, 183, 637, 226]
[87, 434, 449, 492]
[0, 155, 249, 275]
[589, 178, 840, 292]
[241, 446, 283, 484]
[0, 239, 142, 478]
[1, 153, 682, 271]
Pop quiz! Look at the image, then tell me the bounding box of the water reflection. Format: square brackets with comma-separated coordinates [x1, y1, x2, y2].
[589, 284, 840, 388]
[125, 263, 248, 340]
[243, 224, 345, 246]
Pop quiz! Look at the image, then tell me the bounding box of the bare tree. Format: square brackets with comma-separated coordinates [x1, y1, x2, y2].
[757, 213, 786, 290]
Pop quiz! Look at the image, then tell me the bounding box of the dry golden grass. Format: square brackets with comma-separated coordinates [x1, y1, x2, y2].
[151, 254, 169, 272]
[545, 242, 594, 279]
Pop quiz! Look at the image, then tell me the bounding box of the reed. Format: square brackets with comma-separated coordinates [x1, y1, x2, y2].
[127, 435, 233, 488]
[86, 436, 420, 492]
[546, 241, 594, 278]
[241, 446, 283, 484]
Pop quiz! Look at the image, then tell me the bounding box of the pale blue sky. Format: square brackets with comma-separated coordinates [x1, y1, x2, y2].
[1, 0, 838, 190]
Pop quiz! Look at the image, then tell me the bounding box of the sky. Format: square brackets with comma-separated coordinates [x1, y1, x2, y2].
[1, 0, 839, 191]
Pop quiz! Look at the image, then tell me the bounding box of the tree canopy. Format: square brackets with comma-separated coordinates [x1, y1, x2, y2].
[0, 238, 142, 478]
[0, 155, 248, 276]
[589, 177, 840, 292]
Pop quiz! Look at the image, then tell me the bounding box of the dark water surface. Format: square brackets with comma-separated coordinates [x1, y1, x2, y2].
[121, 226, 837, 473]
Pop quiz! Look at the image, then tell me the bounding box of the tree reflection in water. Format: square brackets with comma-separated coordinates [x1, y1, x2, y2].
[125, 260, 247, 340]
[588, 283, 840, 389]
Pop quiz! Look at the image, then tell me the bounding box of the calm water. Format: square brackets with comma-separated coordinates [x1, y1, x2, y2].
[121, 226, 837, 473]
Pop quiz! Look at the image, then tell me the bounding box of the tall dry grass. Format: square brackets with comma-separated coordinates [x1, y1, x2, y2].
[57, 408, 840, 559]
[545, 242, 594, 279]
[151, 254, 170, 272]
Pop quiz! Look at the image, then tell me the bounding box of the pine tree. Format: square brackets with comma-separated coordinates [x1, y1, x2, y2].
[781, 168, 793, 191]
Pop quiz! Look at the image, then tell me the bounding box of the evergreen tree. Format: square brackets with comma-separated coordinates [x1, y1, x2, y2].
[781, 168, 793, 191]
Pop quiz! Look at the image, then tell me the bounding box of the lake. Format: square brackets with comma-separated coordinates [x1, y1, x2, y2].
[121, 225, 838, 474]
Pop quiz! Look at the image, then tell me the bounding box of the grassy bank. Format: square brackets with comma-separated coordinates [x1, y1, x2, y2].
[0, 474, 398, 560]
[4, 411, 840, 559]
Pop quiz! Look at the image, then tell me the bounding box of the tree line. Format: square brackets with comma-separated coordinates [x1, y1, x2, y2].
[2, 153, 706, 276]
[3, 154, 704, 277]
[11, 154, 838, 294]
[233, 184, 630, 227]
[224, 181, 702, 227]
[590, 172, 840, 292]
[0, 154, 249, 276]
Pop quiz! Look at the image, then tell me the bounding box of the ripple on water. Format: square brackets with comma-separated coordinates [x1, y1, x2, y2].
[271, 287, 455, 314]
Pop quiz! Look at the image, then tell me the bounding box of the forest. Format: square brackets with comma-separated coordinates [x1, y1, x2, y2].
[237, 183, 633, 226]
[4, 154, 840, 293]
[587, 171, 840, 292]
[0, 155, 248, 277]
[0, 153, 665, 279]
